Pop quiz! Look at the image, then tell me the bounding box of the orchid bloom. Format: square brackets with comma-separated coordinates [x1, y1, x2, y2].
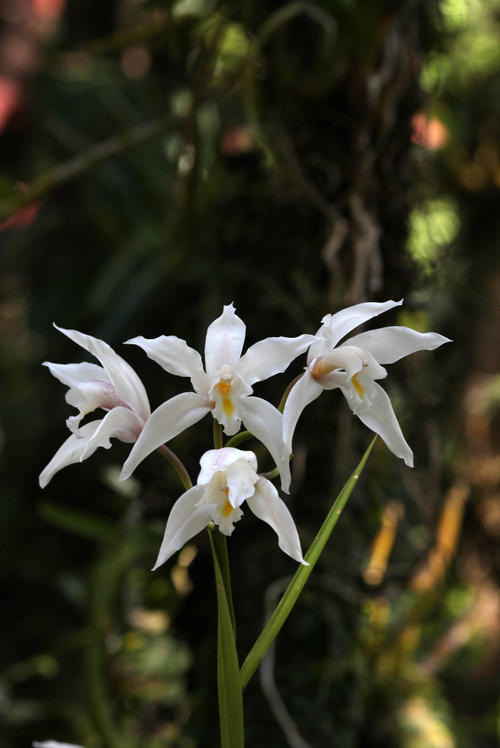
[153, 447, 307, 568]
[283, 299, 451, 467]
[39, 325, 150, 488]
[33, 742, 85, 748]
[120, 304, 316, 492]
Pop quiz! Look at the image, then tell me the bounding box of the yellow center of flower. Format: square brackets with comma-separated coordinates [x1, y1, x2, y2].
[216, 379, 234, 416]
[351, 374, 364, 398]
[216, 380, 231, 397]
[222, 487, 233, 517]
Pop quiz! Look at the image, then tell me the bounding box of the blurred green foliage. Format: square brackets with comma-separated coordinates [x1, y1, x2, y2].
[0, 0, 500, 746]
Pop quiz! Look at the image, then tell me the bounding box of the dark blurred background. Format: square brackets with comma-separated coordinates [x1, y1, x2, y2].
[0, 0, 499, 746]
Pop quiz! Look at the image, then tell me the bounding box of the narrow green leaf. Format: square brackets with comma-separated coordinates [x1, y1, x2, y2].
[39, 500, 119, 542]
[209, 528, 244, 747]
[240, 437, 376, 688]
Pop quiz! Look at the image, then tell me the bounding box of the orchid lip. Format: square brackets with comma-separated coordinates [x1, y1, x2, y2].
[153, 448, 307, 567]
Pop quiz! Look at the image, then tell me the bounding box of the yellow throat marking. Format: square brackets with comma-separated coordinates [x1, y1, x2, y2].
[216, 380, 231, 397]
[222, 488, 233, 517]
[216, 380, 234, 416]
[351, 374, 364, 398]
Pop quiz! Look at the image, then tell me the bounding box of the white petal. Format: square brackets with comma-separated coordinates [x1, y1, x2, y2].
[43, 361, 108, 388]
[225, 458, 259, 507]
[39, 421, 102, 488]
[120, 392, 211, 479]
[355, 349, 387, 380]
[247, 478, 307, 564]
[54, 325, 150, 422]
[308, 347, 364, 382]
[305, 336, 330, 366]
[80, 406, 143, 460]
[126, 335, 209, 394]
[313, 299, 403, 351]
[198, 447, 257, 485]
[238, 396, 291, 493]
[345, 326, 452, 364]
[204, 304, 246, 379]
[237, 334, 318, 386]
[282, 373, 323, 452]
[333, 346, 386, 382]
[65, 380, 121, 434]
[152, 485, 211, 569]
[344, 380, 414, 467]
[33, 742, 86, 748]
[212, 502, 243, 536]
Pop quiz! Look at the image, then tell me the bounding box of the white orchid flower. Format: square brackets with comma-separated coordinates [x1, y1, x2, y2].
[120, 304, 316, 492]
[283, 299, 451, 467]
[39, 325, 151, 488]
[33, 742, 85, 748]
[153, 447, 307, 568]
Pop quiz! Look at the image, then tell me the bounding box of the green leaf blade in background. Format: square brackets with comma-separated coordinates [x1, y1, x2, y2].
[240, 437, 377, 689]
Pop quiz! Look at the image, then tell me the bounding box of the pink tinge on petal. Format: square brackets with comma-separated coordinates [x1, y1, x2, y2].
[65, 380, 128, 416]
[198, 447, 257, 485]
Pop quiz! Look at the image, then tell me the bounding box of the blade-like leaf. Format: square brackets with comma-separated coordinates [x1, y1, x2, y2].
[39, 501, 119, 542]
[240, 437, 377, 688]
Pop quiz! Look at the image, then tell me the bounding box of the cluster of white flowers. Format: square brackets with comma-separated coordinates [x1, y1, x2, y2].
[39, 301, 449, 568]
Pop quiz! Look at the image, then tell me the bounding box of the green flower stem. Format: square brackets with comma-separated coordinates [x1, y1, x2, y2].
[240, 437, 376, 689]
[278, 373, 303, 413]
[225, 430, 251, 448]
[260, 466, 280, 481]
[208, 526, 244, 747]
[157, 444, 192, 490]
[213, 420, 224, 449]
[210, 526, 236, 632]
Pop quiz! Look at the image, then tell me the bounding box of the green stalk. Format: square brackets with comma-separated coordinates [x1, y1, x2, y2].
[240, 437, 376, 688]
[211, 526, 236, 633]
[213, 420, 224, 449]
[277, 373, 303, 413]
[225, 430, 252, 449]
[208, 526, 244, 747]
[157, 444, 193, 490]
[210, 419, 236, 629]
